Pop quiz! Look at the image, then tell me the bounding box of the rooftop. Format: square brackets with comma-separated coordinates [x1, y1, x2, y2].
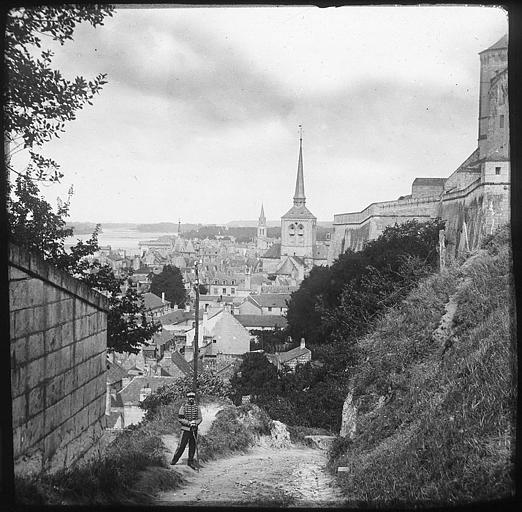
[235, 314, 288, 329]
[281, 204, 317, 220]
[249, 293, 291, 309]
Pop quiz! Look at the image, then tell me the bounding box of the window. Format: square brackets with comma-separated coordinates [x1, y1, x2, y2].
[268, 306, 272, 312]
[289, 223, 295, 236]
[222, 288, 227, 294]
[495, 167, 501, 175]
[231, 288, 235, 294]
[500, 114, 504, 128]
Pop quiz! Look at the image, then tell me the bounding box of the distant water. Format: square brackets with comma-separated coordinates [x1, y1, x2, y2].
[64, 227, 176, 256]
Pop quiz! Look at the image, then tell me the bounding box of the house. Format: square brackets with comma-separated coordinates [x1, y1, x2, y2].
[106, 359, 128, 394]
[267, 338, 311, 372]
[143, 291, 171, 318]
[234, 314, 288, 331]
[117, 376, 177, 426]
[183, 309, 252, 362]
[238, 293, 290, 316]
[157, 349, 194, 379]
[207, 272, 244, 296]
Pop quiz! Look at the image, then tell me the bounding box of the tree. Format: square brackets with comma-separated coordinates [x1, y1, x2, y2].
[285, 218, 445, 344]
[229, 353, 280, 404]
[150, 265, 187, 307]
[5, 5, 114, 182]
[6, 6, 159, 354]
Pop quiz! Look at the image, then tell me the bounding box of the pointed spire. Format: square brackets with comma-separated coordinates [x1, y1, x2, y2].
[178, 218, 181, 235]
[259, 203, 266, 225]
[293, 125, 305, 206]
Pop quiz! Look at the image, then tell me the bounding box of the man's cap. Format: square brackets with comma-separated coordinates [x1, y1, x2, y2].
[186, 391, 196, 397]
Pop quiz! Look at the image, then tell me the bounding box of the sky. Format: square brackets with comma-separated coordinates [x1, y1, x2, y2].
[22, 4, 508, 224]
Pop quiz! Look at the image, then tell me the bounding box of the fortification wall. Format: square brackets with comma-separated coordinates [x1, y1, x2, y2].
[328, 196, 439, 264]
[9, 244, 109, 477]
[438, 180, 510, 257]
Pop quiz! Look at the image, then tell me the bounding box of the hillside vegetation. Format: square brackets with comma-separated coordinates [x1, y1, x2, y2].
[329, 225, 516, 506]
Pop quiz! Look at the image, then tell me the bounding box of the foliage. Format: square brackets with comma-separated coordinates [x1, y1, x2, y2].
[329, 226, 516, 505]
[5, 5, 114, 181]
[249, 328, 287, 352]
[139, 370, 231, 419]
[14, 427, 183, 505]
[5, 6, 158, 354]
[286, 218, 445, 344]
[197, 404, 271, 462]
[8, 173, 159, 354]
[150, 265, 187, 307]
[228, 352, 281, 403]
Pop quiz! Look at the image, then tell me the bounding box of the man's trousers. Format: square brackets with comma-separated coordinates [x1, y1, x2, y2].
[171, 429, 197, 464]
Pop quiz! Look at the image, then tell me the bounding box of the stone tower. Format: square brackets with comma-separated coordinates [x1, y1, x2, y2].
[478, 34, 508, 159]
[280, 131, 317, 259]
[256, 204, 269, 251]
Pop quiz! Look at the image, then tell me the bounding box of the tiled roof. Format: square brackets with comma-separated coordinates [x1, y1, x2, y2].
[262, 243, 281, 259]
[412, 178, 446, 186]
[159, 310, 189, 325]
[111, 393, 124, 408]
[250, 293, 291, 309]
[119, 376, 176, 405]
[143, 292, 166, 310]
[281, 205, 317, 220]
[171, 350, 193, 376]
[107, 411, 124, 428]
[154, 329, 175, 347]
[107, 360, 128, 385]
[235, 315, 288, 329]
[278, 346, 311, 363]
[481, 34, 507, 53]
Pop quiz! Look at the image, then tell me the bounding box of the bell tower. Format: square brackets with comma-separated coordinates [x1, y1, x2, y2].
[280, 127, 317, 259]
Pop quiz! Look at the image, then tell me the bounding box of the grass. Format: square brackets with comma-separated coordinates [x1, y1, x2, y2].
[197, 403, 272, 462]
[15, 420, 185, 505]
[328, 225, 516, 507]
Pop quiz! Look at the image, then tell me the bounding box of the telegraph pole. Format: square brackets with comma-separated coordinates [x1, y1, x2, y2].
[193, 260, 200, 396]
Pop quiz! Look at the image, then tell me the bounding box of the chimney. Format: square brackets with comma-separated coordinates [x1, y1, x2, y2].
[185, 304, 190, 313]
[300, 338, 306, 349]
[173, 304, 178, 311]
[161, 292, 165, 303]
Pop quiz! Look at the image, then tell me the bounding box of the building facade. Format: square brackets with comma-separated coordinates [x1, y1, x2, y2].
[328, 35, 509, 264]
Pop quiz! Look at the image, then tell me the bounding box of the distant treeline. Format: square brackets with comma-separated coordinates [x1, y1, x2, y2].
[136, 223, 200, 232]
[179, 225, 331, 242]
[66, 223, 101, 235]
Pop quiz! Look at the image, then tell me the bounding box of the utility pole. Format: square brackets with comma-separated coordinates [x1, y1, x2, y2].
[193, 260, 200, 396]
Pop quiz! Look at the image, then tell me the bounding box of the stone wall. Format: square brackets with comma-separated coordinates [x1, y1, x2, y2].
[9, 244, 109, 476]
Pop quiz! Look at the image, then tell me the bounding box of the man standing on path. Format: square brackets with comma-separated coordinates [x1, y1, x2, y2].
[170, 391, 202, 470]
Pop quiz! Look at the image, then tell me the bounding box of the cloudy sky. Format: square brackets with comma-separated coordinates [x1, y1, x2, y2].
[29, 4, 507, 224]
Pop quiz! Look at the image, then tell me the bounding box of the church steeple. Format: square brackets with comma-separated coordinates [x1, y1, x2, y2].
[293, 126, 306, 207]
[259, 203, 266, 226]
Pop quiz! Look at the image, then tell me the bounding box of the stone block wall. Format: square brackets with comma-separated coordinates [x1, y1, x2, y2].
[9, 244, 109, 476]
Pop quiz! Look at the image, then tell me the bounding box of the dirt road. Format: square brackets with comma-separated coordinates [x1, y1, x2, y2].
[156, 444, 346, 507]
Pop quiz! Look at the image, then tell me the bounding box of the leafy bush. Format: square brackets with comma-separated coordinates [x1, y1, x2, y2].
[140, 369, 231, 419]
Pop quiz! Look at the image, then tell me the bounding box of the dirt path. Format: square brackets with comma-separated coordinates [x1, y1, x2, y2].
[156, 445, 346, 507]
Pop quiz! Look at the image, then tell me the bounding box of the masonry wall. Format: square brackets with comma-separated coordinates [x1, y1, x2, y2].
[9, 244, 109, 477]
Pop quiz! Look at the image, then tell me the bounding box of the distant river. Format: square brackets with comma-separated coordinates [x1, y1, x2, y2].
[64, 227, 177, 256]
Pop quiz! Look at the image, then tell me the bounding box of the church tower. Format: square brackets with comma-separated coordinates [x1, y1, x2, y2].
[280, 129, 317, 259]
[256, 203, 269, 251]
